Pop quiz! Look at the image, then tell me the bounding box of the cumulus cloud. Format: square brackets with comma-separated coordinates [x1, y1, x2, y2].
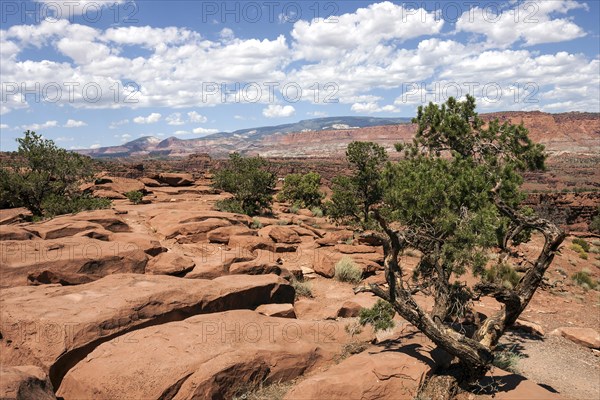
[133, 113, 162, 124]
[166, 113, 185, 125]
[21, 120, 58, 131]
[262, 105, 296, 118]
[192, 127, 219, 135]
[187, 111, 207, 123]
[0, 124, 9, 129]
[455, 0, 587, 48]
[64, 119, 87, 128]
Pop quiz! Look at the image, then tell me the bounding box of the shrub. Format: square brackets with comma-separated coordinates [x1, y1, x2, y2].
[310, 206, 324, 218]
[483, 263, 521, 289]
[570, 243, 588, 259]
[0, 131, 95, 217]
[215, 198, 245, 214]
[250, 217, 263, 229]
[359, 299, 396, 332]
[493, 345, 523, 373]
[125, 190, 144, 205]
[290, 278, 313, 299]
[572, 238, 590, 252]
[572, 269, 598, 290]
[289, 204, 300, 214]
[334, 256, 362, 284]
[589, 207, 600, 234]
[212, 153, 275, 215]
[41, 194, 111, 218]
[277, 172, 324, 208]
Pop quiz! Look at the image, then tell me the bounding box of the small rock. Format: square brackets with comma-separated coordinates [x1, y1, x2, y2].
[551, 327, 600, 349]
[255, 303, 296, 318]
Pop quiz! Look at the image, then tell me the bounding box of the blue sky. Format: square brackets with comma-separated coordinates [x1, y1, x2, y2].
[1, 0, 599, 150]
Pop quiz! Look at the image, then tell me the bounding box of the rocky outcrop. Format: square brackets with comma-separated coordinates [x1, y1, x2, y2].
[144, 252, 195, 276]
[57, 310, 363, 399]
[156, 172, 194, 186]
[0, 274, 293, 391]
[0, 366, 55, 400]
[1, 237, 148, 288]
[285, 345, 433, 400]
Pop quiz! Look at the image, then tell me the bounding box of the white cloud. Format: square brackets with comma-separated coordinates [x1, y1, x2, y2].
[307, 111, 328, 117]
[89, 143, 101, 149]
[173, 130, 190, 136]
[166, 113, 185, 125]
[119, 133, 132, 142]
[21, 120, 58, 131]
[192, 127, 219, 135]
[351, 102, 398, 114]
[262, 105, 296, 118]
[133, 113, 162, 124]
[64, 119, 87, 128]
[455, 0, 587, 48]
[0, 124, 9, 129]
[55, 136, 74, 142]
[187, 111, 207, 123]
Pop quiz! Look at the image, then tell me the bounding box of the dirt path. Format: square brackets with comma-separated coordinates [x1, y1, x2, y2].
[500, 331, 600, 400]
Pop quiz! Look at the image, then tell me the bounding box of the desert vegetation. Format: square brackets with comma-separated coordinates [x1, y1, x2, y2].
[0, 131, 110, 218]
[1, 99, 598, 400]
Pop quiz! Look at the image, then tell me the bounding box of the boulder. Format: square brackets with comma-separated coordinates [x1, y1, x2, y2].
[336, 293, 379, 318]
[294, 299, 339, 320]
[0, 237, 148, 288]
[145, 252, 195, 276]
[157, 172, 194, 186]
[27, 270, 95, 286]
[512, 319, 545, 337]
[255, 303, 296, 318]
[265, 226, 302, 244]
[550, 327, 600, 349]
[0, 226, 38, 241]
[207, 225, 255, 244]
[57, 310, 362, 399]
[140, 177, 162, 187]
[91, 189, 126, 199]
[109, 232, 166, 256]
[285, 346, 434, 400]
[0, 365, 55, 400]
[334, 244, 379, 254]
[164, 219, 232, 242]
[92, 176, 145, 195]
[24, 221, 106, 240]
[0, 274, 294, 390]
[229, 260, 282, 276]
[315, 230, 353, 247]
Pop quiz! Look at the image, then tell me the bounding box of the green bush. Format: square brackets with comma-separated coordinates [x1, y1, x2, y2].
[334, 256, 362, 284]
[125, 190, 144, 205]
[483, 263, 521, 289]
[359, 299, 395, 332]
[289, 204, 300, 214]
[572, 238, 590, 252]
[310, 206, 324, 218]
[215, 198, 246, 214]
[570, 243, 588, 259]
[277, 172, 324, 208]
[572, 269, 598, 290]
[41, 193, 111, 218]
[212, 153, 275, 215]
[290, 278, 313, 299]
[250, 217, 263, 229]
[0, 131, 95, 217]
[493, 345, 523, 373]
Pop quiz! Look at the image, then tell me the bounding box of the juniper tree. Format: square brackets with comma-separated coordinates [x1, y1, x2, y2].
[351, 96, 564, 384]
[328, 141, 388, 228]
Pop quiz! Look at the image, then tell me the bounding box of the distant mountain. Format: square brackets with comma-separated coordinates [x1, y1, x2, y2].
[76, 116, 410, 158]
[75, 112, 599, 159]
